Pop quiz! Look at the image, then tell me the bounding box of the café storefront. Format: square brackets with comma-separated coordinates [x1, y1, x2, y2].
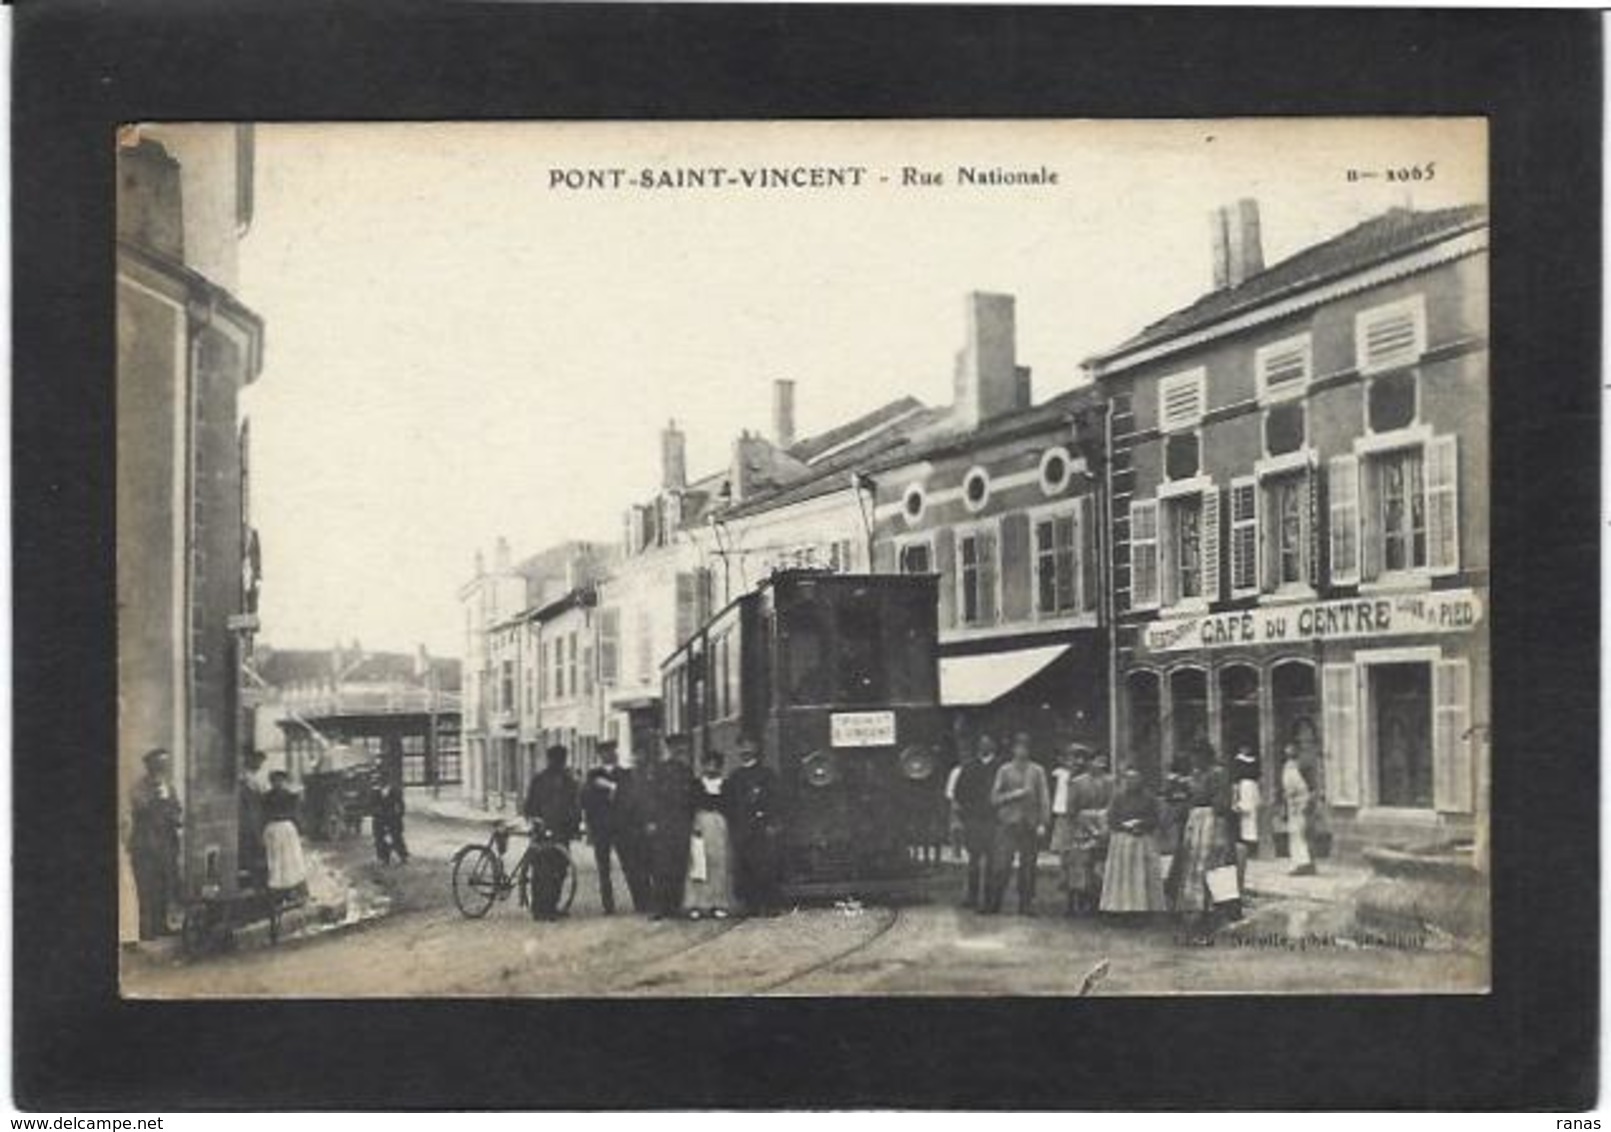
[1117, 587, 1487, 854]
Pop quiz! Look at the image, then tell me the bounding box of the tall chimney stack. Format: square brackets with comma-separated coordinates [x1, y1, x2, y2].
[494, 536, 511, 573]
[661, 419, 687, 492]
[1210, 198, 1264, 290]
[952, 291, 1031, 431]
[772, 379, 797, 450]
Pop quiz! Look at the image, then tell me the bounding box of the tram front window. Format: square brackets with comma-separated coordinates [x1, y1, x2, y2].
[835, 590, 883, 704]
[884, 588, 937, 704]
[782, 603, 829, 705]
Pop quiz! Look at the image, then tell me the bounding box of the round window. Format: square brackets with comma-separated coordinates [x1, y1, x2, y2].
[1039, 445, 1073, 495]
[901, 484, 926, 526]
[963, 467, 991, 512]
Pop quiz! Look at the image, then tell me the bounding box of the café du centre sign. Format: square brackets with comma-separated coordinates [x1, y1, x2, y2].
[1142, 588, 1484, 654]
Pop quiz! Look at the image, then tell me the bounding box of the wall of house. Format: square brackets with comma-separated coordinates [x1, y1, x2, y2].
[1107, 242, 1489, 850]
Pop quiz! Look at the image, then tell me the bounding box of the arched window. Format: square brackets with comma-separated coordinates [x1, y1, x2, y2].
[1126, 670, 1163, 784]
[1219, 663, 1261, 761]
[1271, 660, 1319, 761]
[1169, 667, 1210, 767]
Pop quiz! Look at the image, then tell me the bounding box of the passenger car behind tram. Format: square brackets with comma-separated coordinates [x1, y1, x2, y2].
[661, 569, 944, 896]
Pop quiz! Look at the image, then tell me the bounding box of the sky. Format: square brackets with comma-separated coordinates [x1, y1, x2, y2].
[238, 119, 1486, 658]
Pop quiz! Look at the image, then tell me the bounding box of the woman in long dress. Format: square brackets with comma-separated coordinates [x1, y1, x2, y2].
[261, 771, 308, 896]
[1066, 751, 1115, 916]
[1170, 746, 1233, 927]
[683, 752, 734, 919]
[1099, 768, 1166, 916]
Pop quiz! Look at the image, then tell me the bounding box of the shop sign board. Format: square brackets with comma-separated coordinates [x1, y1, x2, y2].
[1141, 588, 1484, 654]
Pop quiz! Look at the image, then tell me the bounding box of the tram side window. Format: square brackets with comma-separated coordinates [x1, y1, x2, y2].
[835, 589, 883, 705]
[782, 602, 829, 705]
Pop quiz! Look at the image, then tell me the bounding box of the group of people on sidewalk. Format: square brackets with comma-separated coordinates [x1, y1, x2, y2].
[944, 731, 1326, 932]
[127, 746, 312, 942]
[518, 734, 785, 922]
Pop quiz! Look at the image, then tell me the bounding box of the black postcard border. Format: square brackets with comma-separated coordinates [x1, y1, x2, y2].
[11, 2, 1602, 1111]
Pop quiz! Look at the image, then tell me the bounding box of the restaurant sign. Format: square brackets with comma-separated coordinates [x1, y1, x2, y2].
[1141, 588, 1484, 654]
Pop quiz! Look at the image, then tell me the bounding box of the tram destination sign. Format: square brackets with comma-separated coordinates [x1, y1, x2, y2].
[831, 710, 897, 748]
[1141, 588, 1484, 654]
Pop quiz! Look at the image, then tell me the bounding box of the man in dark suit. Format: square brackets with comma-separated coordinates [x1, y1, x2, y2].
[581, 740, 648, 914]
[640, 736, 697, 920]
[522, 744, 581, 920]
[724, 735, 783, 916]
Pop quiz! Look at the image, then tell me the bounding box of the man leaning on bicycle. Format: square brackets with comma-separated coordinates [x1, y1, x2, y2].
[522, 745, 582, 920]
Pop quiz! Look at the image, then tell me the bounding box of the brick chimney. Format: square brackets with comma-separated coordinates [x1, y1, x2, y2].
[1210, 198, 1264, 290]
[772, 379, 797, 449]
[953, 291, 1031, 431]
[661, 419, 687, 492]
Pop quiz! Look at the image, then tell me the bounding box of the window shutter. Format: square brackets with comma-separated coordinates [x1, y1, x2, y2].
[979, 527, 999, 623]
[1433, 658, 1473, 813]
[1158, 370, 1206, 433]
[1357, 297, 1426, 374]
[1129, 500, 1159, 611]
[1078, 494, 1099, 612]
[1306, 464, 1322, 589]
[1321, 663, 1360, 806]
[1425, 435, 1460, 576]
[1200, 487, 1221, 604]
[1256, 335, 1312, 400]
[1229, 477, 1259, 596]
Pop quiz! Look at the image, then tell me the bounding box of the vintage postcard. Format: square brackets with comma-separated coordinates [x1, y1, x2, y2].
[116, 118, 1489, 998]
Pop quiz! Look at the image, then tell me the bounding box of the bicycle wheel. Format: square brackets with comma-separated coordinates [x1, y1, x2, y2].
[451, 845, 504, 919]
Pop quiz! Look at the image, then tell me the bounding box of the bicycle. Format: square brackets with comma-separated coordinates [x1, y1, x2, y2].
[450, 819, 577, 919]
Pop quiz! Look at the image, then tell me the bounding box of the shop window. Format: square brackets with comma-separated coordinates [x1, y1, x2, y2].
[1219, 665, 1261, 760]
[1275, 660, 1328, 795]
[401, 734, 427, 786]
[1169, 668, 1210, 765]
[1126, 671, 1163, 784]
[1371, 662, 1433, 808]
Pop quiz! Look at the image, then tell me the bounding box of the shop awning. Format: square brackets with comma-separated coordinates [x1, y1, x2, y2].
[939, 644, 1072, 707]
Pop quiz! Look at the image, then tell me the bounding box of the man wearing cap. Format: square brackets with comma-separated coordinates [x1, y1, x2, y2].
[581, 739, 648, 914]
[724, 736, 783, 916]
[641, 736, 697, 920]
[128, 747, 183, 940]
[522, 744, 581, 920]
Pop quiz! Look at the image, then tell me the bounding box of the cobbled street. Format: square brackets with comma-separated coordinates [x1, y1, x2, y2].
[122, 813, 1486, 999]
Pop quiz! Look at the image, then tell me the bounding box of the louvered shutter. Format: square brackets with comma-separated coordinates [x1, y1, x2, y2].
[1129, 500, 1159, 611]
[1358, 298, 1425, 374]
[1229, 477, 1259, 596]
[1425, 435, 1460, 576]
[1159, 370, 1206, 433]
[1200, 488, 1221, 604]
[1321, 663, 1360, 805]
[1307, 463, 1322, 589]
[1327, 455, 1360, 586]
[1078, 494, 1099, 612]
[1433, 658, 1473, 813]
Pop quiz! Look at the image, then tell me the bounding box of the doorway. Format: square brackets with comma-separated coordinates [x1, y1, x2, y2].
[1371, 662, 1432, 808]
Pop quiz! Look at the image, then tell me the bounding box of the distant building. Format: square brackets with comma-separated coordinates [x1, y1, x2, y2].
[116, 124, 264, 940]
[1085, 201, 1489, 853]
[251, 644, 462, 791]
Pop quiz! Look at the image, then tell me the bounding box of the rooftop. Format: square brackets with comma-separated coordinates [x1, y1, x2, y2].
[1087, 204, 1489, 370]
